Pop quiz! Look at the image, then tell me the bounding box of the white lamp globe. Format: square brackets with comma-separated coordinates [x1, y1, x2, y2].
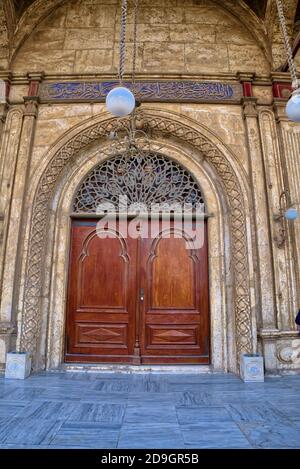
[286, 89, 300, 123]
[284, 207, 299, 221]
[106, 86, 135, 117]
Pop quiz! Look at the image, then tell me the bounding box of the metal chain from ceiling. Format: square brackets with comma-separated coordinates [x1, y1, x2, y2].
[118, 0, 139, 85]
[118, 0, 127, 84]
[276, 0, 299, 89]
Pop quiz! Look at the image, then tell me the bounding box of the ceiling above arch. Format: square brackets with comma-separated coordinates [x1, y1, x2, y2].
[13, 1, 35, 18]
[1, 0, 300, 71]
[244, 0, 268, 18]
[11, 0, 270, 20]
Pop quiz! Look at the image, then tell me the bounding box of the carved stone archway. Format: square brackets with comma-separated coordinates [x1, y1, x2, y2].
[19, 108, 254, 369]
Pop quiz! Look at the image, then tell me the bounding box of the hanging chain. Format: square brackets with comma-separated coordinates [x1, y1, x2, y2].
[275, 0, 299, 89]
[119, 0, 128, 84]
[132, 0, 139, 94]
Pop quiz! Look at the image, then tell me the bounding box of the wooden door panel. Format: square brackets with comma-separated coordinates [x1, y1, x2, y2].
[65, 219, 138, 363]
[140, 220, 210, 364]
[147, 325, 200, 346]
[78, 235, 127, 309]
[151, 237, 195, 309]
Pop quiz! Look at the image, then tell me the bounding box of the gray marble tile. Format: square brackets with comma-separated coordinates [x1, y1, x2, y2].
[124, 404, 177, 424]
[226, 403, 292, 424]
[176, 406, 233, 424]
[1, 372, 300, 449]
[62, 372, 98, 382]
[238, 421, 300, 448]
[15, 400, 76, 421]
[48, 445, 94, 449]
[94, 373, 133, 381]
[274, 404, 300, 421]
[167, 374, 240, 384]
[94, 380, 132, 393]
[180, 422, 252, 449]
[293, 420, 300, 430]
[0, 417, 63, 445]
[35, 387, 82, 401]
[131, 375, 168, 393]
[80, 391, 129, 404]
[4, 387, 46, 401]
[128, 392, 175, 405]
[168, 382, 247, 393]
[67, 403, 125, 424]
[118, 424, 184, 449]
[174, 391, 210, 407]
[0, 444, 51, 449]
[50, 422, 120, 448]
[0, 388, 15, 400]
[0, 401, 29, 418]
[201, 391, 270, 406]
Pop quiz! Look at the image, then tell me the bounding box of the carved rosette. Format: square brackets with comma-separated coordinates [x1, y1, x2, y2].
[20, 111, 253, 366]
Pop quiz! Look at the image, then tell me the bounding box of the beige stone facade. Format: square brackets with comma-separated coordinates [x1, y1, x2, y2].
[0, 0, 300, 375]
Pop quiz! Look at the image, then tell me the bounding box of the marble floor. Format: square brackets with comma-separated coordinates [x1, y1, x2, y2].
[0, 371, 300, 449]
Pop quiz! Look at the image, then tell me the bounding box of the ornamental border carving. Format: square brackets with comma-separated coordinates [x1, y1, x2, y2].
[39, 81, 243, 104]
[20, 110, 253, 365]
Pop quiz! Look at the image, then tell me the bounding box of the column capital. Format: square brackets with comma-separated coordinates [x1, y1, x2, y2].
[23, 96, 39, 118]
[237, 72, 255, 83]
[0, 74, 10, 116]
[0, 102, 8, 123]
[0, 321, 15, 335]
[242, 97, 258, 118]
[270, 72, 291, 84]
[27, 72, 45, 83]
[273, 99, 290, 122]
[0, 72, 12, 82]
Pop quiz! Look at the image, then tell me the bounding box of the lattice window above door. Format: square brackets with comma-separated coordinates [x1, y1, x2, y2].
[73, 153, 205, 213]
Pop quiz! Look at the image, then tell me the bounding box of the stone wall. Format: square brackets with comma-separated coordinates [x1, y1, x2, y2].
[12, 0, 269, 75]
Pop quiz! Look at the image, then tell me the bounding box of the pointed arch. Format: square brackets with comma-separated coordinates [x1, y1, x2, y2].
[16, 108, 256, 372]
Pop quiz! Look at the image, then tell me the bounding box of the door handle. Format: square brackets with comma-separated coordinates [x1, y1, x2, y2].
[140, 288, 144, 302]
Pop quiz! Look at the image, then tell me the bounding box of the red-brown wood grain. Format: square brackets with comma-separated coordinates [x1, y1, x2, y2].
[65, 218, 210, 364]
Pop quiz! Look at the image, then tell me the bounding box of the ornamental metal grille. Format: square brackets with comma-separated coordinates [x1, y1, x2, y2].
[73, 153, 205, 213]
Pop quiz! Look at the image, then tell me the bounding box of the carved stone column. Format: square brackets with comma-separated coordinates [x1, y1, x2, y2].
[242, 97, 277, 369]
[274, 100, 300, 323]
[0, 103, 8, 147]
[0, 101, 8, 255]
[0, 95, 39, 366]
[0, 73, 10, 147]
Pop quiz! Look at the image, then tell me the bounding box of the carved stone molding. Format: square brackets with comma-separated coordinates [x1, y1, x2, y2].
[0, 103, 8, 123]
[277, 340, 300, 366]
[39, 80, 243, 104]
[19, 110, 253, 367]
[23, 96, 39, 118]
[242, 97, 258, 118]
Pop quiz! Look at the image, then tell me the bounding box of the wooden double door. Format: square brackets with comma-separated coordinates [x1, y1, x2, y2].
[65, 218, 210, 364]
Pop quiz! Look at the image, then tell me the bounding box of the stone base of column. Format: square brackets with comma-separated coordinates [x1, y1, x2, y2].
[259, 330, 300, 373]
[0, 322, 16, 370]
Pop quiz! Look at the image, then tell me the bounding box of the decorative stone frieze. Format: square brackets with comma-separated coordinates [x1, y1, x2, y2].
[39, 80, 243, 104]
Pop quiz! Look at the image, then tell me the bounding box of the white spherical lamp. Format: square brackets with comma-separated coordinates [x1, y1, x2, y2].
[284, 207, 299, 221]
[286, 89, 300, 123]
[106, 86, 135, 117]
